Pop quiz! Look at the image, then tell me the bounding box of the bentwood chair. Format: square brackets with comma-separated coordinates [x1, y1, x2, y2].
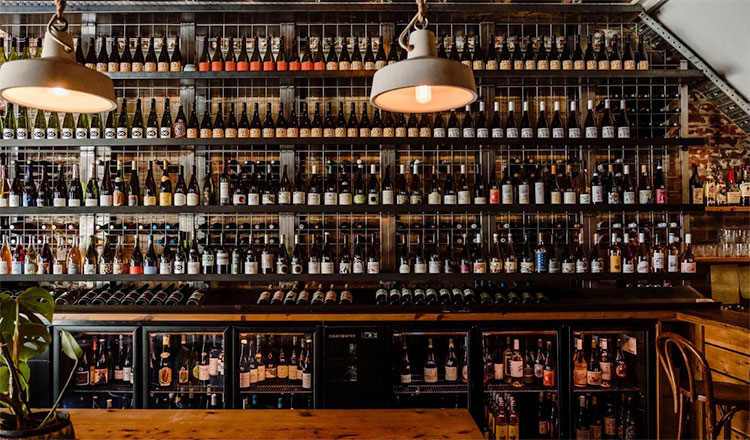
[657, 332, 750, 439]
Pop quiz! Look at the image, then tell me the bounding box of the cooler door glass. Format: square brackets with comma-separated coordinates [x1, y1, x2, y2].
[481, 331, 561, 439]
[237, 331, 314, 409]
[570, 330, 648, 439]
[392, 331, 470, 408]
[59, 331, 136, 409]
[146, 331, 226, 409]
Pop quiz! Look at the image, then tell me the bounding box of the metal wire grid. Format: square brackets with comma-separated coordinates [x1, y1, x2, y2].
[295, 213, 380, 265]
[0, 214, 79, 254]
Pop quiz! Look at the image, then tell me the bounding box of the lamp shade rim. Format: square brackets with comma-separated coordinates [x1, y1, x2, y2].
[0, 58, 116, 113]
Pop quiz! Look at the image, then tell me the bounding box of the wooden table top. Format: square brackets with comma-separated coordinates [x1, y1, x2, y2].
[65, 408, 484, 440]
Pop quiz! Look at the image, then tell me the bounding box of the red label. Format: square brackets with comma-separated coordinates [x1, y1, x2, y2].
[211, 61, 223, 71]
[301, 61, 313, 71]
[198, 62, 210, 72]
[289, 61, 301, 71]
[129, 266, 143, 275]
[250, 61, 262, 71]
[224, 61, 236, 71]
[237, 61, 249, 71]
[489, 189, 501, 205]
[655, 189, 667, 204]
[263, 61, 275, 71]
[313, 61, 325, 71]
[276, 61, 288, 71]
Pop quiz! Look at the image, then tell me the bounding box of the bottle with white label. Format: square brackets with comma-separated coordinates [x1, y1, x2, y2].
[505, 102, 518, 138]
[444, 338, 458, 381]
[601, 99, 615, 138]
[680, 234, 696, 273]
[423, 338, 438, 383]
[536, 101, 550, 138]
[567, 101, 581, 138]
[510, 339, 524, 387]
[583, 99, 598, 138]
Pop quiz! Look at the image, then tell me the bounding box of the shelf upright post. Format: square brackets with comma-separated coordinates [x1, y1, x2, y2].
[279, 23, 298, 259]
[580, 86, 597, 290]
[377, 24, 397, 273]
[479, 22, 497, 257]
[679, 83, 691, 238]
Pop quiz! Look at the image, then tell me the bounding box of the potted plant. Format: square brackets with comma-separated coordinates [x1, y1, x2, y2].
[0, 287, 81, 439]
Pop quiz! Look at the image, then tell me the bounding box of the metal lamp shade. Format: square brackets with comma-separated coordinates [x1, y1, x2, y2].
[370, 29, 477, 113]
[0, 29, 115, 113]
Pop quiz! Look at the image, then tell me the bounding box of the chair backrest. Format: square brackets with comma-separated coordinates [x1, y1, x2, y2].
[656, 332, 717, 429]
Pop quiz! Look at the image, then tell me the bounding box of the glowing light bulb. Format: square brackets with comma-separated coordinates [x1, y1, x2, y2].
[415, 85, 432, 104]
[49, 87, 70, 97]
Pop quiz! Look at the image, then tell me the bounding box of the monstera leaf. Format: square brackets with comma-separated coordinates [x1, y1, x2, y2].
[17, 287, 54, 323]
[59, 329, 82, 361]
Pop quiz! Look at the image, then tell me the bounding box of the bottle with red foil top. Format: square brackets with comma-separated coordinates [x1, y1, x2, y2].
[300, 39, 313, 71]
[262, 36, 275, 71]
[224, 36, 237, 71]
[249, 36, 262, 71]
[236, 37, 249, 71]
[288, 37, 301, 71]
[276, 36, 288, 71]
[654, 159, 667, 204]
[198, 37, 210, 71]
[210, 37, 224, 71]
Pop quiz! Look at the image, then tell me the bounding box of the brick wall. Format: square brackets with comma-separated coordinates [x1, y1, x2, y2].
[688, 89, 750, 168]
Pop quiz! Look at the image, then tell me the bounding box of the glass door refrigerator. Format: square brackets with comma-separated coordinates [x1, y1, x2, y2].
[52, 326, 139, 409]
[234, 327, 318, 410]
[480, 329, 561, 439]
[568, 326, 653, 439]
[391, 328, 471, 409]
[142, 327, 230, 409]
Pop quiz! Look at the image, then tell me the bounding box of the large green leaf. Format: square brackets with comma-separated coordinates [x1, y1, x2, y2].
[59, 329, 82, 361]
[15, 323, 51, 361]
[17, 287, 54, 323]
[0, 294, 17, 336]
[0, 365, 9, 393]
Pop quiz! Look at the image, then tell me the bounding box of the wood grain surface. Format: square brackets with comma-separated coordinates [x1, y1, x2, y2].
[65, 408, 484, 440]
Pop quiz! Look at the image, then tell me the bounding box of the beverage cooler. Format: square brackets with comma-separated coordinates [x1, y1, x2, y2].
[52, 326, 138, 409]
[235, 327, 318, 410]
[142, 327, 229, 409]
[481, 330, 561, 439]
[391, 328, 471, 409]
[568, 326, 653, 439]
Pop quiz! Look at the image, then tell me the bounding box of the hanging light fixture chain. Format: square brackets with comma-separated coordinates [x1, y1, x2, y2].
[47, 0, 73, 53]
[399, 0, 429, 52]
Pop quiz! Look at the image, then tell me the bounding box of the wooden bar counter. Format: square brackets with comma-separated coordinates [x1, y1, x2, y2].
[64, 408, 484, 440]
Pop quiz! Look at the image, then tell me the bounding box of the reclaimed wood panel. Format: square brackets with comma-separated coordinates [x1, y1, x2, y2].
[66, 409, 483, 440]
[706, 325, 750, 355]
[705, 344, 750, 382]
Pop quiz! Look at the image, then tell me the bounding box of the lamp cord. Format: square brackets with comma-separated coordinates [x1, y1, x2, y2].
[398, 0, 429, 52]
[46, 0, 73, 53]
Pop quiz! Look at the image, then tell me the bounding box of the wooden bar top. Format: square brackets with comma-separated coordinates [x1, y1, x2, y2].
[65, 408, 484, 440]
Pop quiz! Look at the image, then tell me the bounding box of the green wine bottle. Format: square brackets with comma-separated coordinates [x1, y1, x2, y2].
[16, 106, 30, 139]
[61, 112, 75, 139]
[146, 98, 158, 139]
[75, 112, 89, 139]
[33, 109, 46, 140]
[131, 98, 144, 138]
[116, 98, 129, 139]
[104, 109, 117, 139]
[3, 103, 16, 139]
[47, 112, 60, 139]
[89, 112, 102, 139]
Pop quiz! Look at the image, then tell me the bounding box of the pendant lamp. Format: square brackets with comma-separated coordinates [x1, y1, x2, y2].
[369, 0, 477, 113]
[0, 0, 116, 113]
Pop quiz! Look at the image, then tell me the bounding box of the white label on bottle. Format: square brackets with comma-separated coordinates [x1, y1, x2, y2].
[61, 128, 74, 139]
[653, 252, 664, 270]
[623, 262, 635, 273]
[445, 366, 458, 381]
[47, 128, 59, 139]
[99, 194, 113, 207]
[144, 265, 158, 275]
[116, 127, 128, 139]
[399, 263, 410, 274]
[537, 127, 550, 138]
[0, 197, 7, 208]
[83, 264, 97, 275]
[506, 128, 519, 138]
[53, 197, 66, 207]
[424, 367, 438, 383]
[305, 193, 320, 205]
[33, 128, 45, 139]
[293, 191, 306, 205]
[0, 261, 7, 275]
[122, 367, 132, 383]
[564, 191, 577, 204]
[491, 128, 503, 138]
[278, 191, 291, 204]
[493, 363, 504, 380]
[681, 262, 696, 273]
[173, 261, 185, 274]
[505, 261, 517, 273]
[85, 197, 97, 207]
[444, 194, 457, 205]
[462, 128, 475, 138]
[240, 371, 250, 388]
[367, 261, 379, 274]
[8, 194, 20, 207]
[585, 127, 598, 138]
[11, 261, 23, 274]
[53, 262, 64, 274]
[209, 358, 219, 376]
[2, 128, 14, 139]
[15, 128, 28, 139]
[199, 365, 210, 381]
[131, 128, 143, 139]
[518, 184, 530, 204]
[67, 263, 79, 274]
[618, 126, 630, 138]
[477, 128, 489, 138]
[592, 185, 604, 203]
[324, 192, 337, 205]
[550, 191, 562, 204]
[244, 261, 258, 274]
[667, 255, 679, 272]
[321, 261, 335, 274]
[219, 182, 230, 201]
[104, 128, 115, 139]
[433, 128, 445, 138]
[591, 260, 603, 273]
[520, 261, 534, 273]
[458, 191, 471, 205]
[381, 190, 394, 205]
[428, 261, 441, 274]
[552, 127, 565, 138]
[428, 192, 441, 205]
[601, 362, 612, 381]
[448, 128, 460, 138]
[501, 185, 513, 204]
[307, 261, 321, 274]
[302, 372, 312, 389]
[339, 193, 353, 205]
[510, 360, 523, 378]
[623, 191, 635, 204]
[89, 128, 100, 139]
[187, 261, 201, 274]
[568, 128, 581, 138]
[247, 193, 260, 206]
[602, 126, 615, 138]
[174, 193, 186, 206]
[521, 128, 533, 138]
[562, 262, 575, 274]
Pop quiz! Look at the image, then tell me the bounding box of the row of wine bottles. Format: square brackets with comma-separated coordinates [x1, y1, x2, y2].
[377, 282, 549, 306]
[59, 29, 651, 73]
[0, 156, 672, 208]
[0, 227, 696, 276]
[51, 283, 207, 306]
[485, 392, 559, 439]
[689, 164, 750, 206]
[0, 97, 635, 140]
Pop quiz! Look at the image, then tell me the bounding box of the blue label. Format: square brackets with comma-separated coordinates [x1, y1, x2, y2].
[535, 250, 548, 272]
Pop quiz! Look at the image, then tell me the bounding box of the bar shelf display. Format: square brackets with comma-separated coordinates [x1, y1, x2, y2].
[52, 327, 138, 409]
[143, 328, 228, 409]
